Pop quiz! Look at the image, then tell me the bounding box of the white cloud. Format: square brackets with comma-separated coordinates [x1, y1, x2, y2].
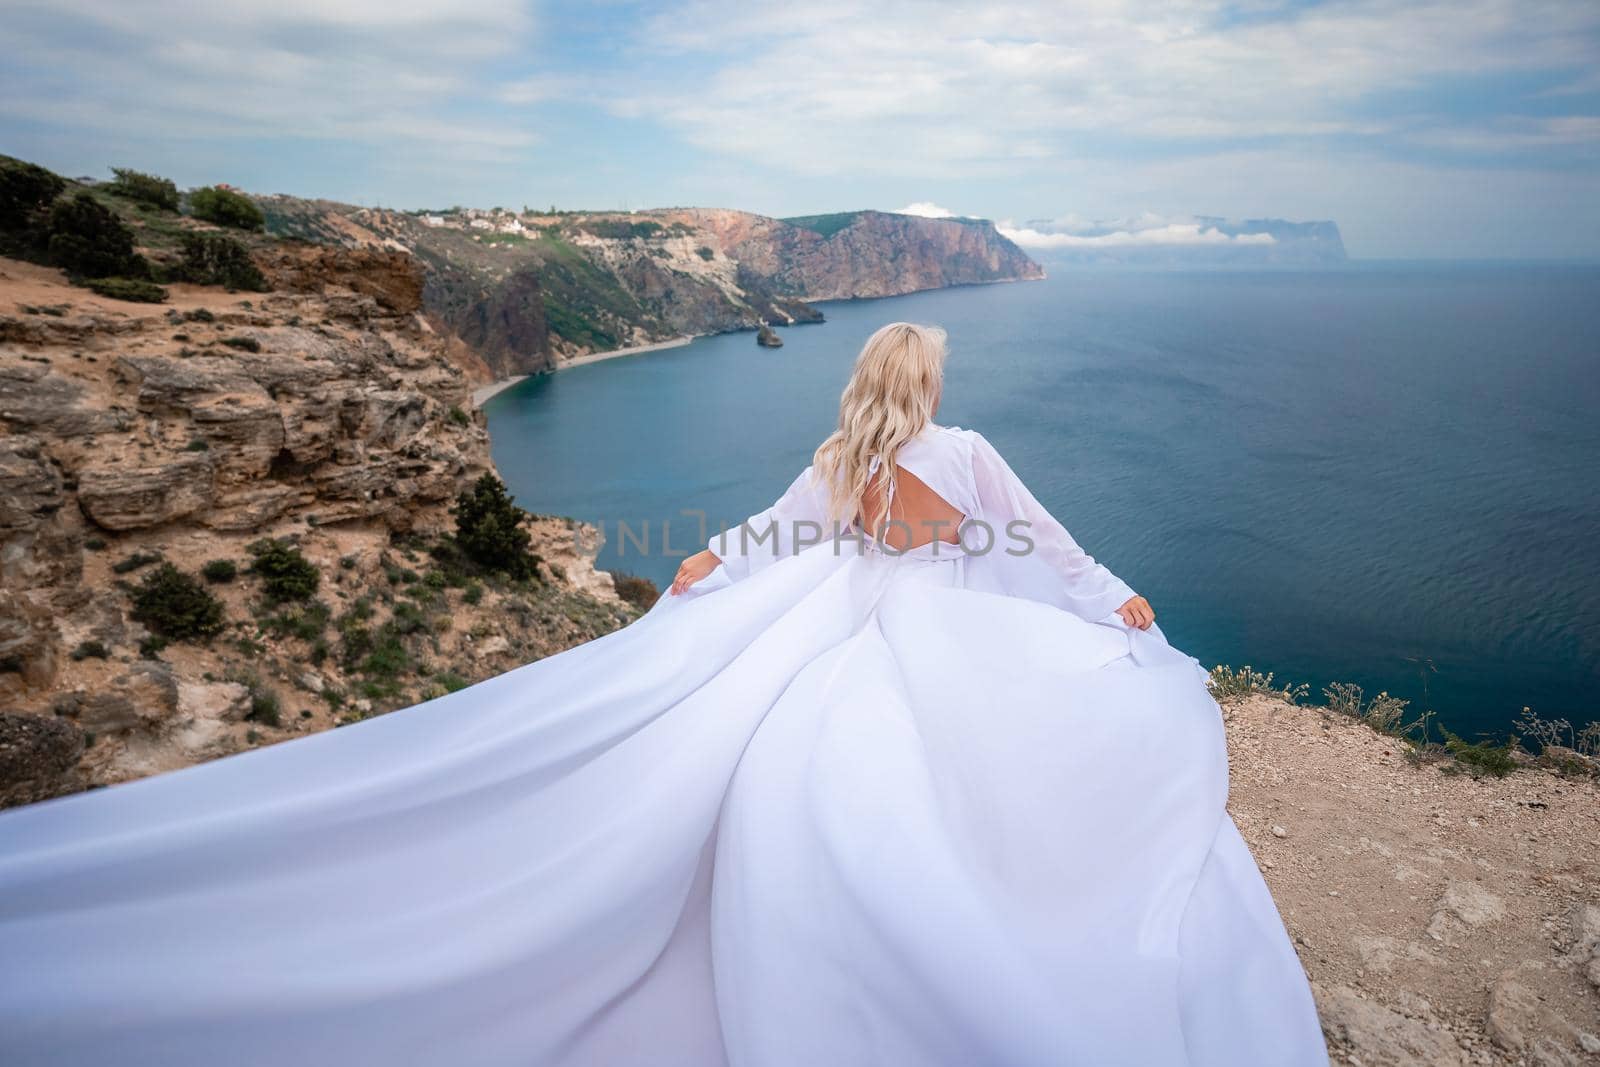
[614, 0, 1600, 178]
[0, 0, 543, 171]
[893, 202, 958, 218]
[998, 221, 1276, 249]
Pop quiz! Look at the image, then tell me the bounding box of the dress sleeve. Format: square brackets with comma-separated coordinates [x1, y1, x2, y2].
[967, 431, 1137, 623]
[707, 465, 831, 583]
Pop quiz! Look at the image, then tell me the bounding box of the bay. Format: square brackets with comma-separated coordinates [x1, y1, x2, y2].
[486, 264, 1600, 737]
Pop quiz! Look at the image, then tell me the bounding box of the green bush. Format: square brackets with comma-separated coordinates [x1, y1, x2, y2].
[451, 474, 540, 579]
[111, 550, 163, 574]
[46, 192, 148, 279]
[0, 156, 65, 253]
[108, 168, 179, 211]
[71, 640, 109, 661]
[434, 671, 470, 694]
[176, 232, 267, 291]
[189, 186, 264, 230]
[247, 538, 320, 603]
[220, 335, 260, 352]
[260, 599, 331, 642]
[201, 559, 237, 583]
[245, 681, 282, 727]
[448, 405, 471, 427]
[1442, 731, 1519, 778]
[84, 276, 167, 303]
[129, 563, 227, 641]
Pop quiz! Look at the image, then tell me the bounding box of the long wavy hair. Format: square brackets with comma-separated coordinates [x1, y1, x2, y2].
[812, 322, 947, 536]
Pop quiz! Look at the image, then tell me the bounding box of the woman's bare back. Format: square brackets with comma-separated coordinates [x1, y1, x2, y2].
[858, 465, 965, 551]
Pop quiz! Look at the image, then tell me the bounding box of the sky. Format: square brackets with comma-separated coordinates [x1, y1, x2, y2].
[2, 0, 1597, 259]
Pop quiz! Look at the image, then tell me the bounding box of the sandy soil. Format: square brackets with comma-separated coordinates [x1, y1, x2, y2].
[1223, 694, 1600, 1066]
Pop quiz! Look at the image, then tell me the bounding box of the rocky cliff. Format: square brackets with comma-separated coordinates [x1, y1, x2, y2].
[259, 200, 1043, 381]
[687, 208, 1047, 299]
[0, 250, 637, 806]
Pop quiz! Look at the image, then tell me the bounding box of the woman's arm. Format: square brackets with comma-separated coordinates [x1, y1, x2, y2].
[671, 465, 830, 595]
[967, 431, 1153, 628]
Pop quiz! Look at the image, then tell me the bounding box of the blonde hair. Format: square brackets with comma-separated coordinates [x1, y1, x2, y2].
[812, 322, 947, 536]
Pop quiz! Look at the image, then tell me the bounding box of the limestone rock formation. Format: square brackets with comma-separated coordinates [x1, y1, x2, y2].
[0, 251, 636, 801]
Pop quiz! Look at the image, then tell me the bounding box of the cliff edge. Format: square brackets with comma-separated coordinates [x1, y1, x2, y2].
[0, 252, 638, 803]
[1223, 694, 1600, 1066]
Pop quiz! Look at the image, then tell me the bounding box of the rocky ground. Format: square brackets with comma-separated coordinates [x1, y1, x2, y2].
[0, 254, 639, 805]
[1223, 694, 1600, 1066]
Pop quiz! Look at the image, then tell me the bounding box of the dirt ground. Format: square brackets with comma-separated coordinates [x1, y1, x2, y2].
[1223, 694, 1600, 1066]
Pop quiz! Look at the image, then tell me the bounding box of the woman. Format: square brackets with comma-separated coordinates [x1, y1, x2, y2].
[0, 324, 1327, 1066]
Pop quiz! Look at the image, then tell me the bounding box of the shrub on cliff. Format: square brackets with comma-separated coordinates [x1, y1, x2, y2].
[201, 559, 238, 583]
[84, 277, 168, 303]
[0, 156, 65, 256]
[189, 186, 264, 231]
[130, 564, 227, 641]
[46, 192, 150, 280]
[176, 232, 267, 291]
[610, 571, 659, 612]
[107, 168, 180, 211]
[247, 539, 320, 604]
[451, 474, 541, 580]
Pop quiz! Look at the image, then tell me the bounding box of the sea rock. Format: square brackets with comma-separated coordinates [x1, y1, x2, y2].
[1315, 983, 1466, 1066]
[0, 710, 85, 809]
[756, 323, 783, 347]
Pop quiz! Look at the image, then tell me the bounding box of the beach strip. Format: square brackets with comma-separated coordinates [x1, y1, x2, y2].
[471, 336, 694, 407]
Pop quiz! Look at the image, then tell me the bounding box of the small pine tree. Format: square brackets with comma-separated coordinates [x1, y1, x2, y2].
[130, 563, 226, 641]
[452, 474, 540, 579]
[247, 539, 321, 603]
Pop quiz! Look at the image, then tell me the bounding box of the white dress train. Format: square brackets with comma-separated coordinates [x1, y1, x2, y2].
[0, 425, 1328, 1066]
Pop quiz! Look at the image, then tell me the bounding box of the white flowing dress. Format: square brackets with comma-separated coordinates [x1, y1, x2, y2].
[0, 424, 1328, 1066]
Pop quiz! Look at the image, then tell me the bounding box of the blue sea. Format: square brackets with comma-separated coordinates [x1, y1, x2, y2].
[485, 265, 1600, 738]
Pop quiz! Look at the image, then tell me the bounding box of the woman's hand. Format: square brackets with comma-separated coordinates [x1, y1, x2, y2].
[1115, 595, 1155, 630]
[670, 550, 722, 596]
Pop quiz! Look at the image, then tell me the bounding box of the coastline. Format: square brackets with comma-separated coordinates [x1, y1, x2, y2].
[472, 336, 694, 407]
[558, 335, 692, 370]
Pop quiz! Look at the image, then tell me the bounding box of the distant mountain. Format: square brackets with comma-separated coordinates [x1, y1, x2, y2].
[1003, 215, 1348, 267]
[260, 200, 1043, 380]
